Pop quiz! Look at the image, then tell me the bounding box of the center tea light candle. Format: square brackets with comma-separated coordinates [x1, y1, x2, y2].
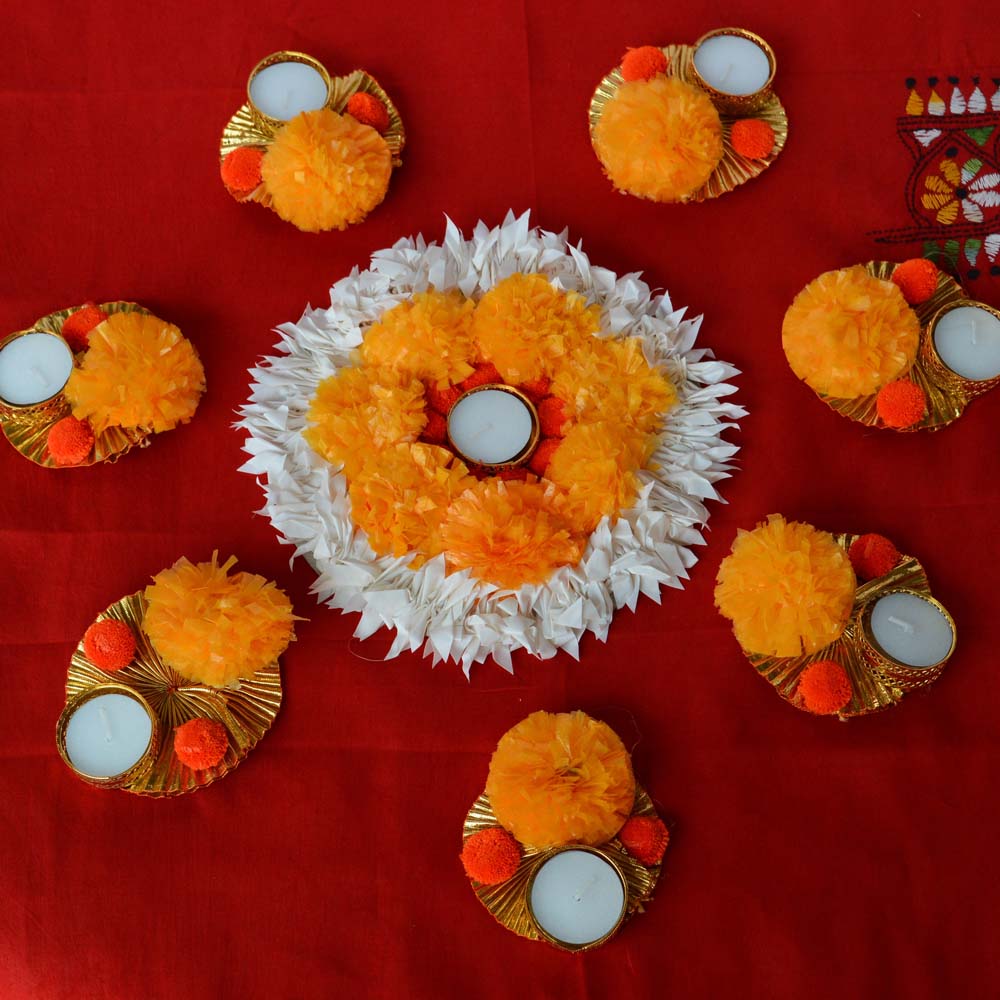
[867, 591, 955, 668]
[528, 848, 627, 949]
[692, 28, 775, 112]
[248, 54, 330, 124]
[447, 386, 538, 466]
[931, 303, 1000, 382]
[0, 332, 74, 406]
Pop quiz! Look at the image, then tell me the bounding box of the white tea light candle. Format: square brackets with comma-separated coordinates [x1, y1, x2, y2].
[0, 333, 74, 406]
[932, 304, 1000, 381]
[447, 387, 537, 466]
[869, 592, 955, 668]
[63, 692, 154, 779]
[693, 33, 772, 96]
[249, 60, 329, 122]
[529, 849, 626, 947]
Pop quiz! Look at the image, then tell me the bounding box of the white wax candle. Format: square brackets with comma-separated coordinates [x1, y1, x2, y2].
[869, 592, 954, 667]
[932, 305, 1000, 381]
[64, 693, 153, 778]
[447, 388, 535, 465]
[0, 333, 74, 405]
[529, 850, 626, 946]
[693, 34, 772, 95]
[249, 61, 329, 121]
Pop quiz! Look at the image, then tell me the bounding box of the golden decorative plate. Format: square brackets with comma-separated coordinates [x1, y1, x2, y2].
[746, 533, 950, 718]
[817, 263, 976, 431]
[463, 785, 661, 949]
[0, 302, 151, 468]
[589, 44, 788, 203]
[64, 592, 283, 796]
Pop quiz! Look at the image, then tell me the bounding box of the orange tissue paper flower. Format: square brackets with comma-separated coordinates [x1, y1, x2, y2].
[143, 553, 296, 688]
[592, 75, 723, 202]
[848, 533, 900, 581]
[83, 619, 136, 672]
[359, 289, 476, 388]
[620, 46, 669, 82]
[441, 479, 584, 588]
[891, 258, 939, 305]
[345, 91, 390, 133]
[796, 659, 853, 715]
[459, 361, 503, 392]
[715, 514, 857, 658]
[618, 815, 669, 865]
[261, 109, 392, 232]
[47, 415, 94, 466]
[61, 303, 107, 353]
[173, 718, 228, 770]
[730, 118, 775, 159]
[471, 273, 601, 384]
[64, 311, 205, 435]
[876, 379, 926, 429]
[461, 827, 522, 885]
[782, 266, 920, 398]
[305, 367, 427, 479]
[486, 710, 635, 848]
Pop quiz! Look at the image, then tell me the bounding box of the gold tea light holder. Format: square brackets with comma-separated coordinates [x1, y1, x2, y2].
[589, 31, 787, 203]
[463, 786, 661, 952]
[818, 262, 998, 431]
[446, 383, 541, 473]
[745, 534, 956, 719]
[0, 302, 152, 468]
[58, 592, 283, 796]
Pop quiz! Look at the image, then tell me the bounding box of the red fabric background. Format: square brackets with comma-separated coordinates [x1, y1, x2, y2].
[2, 2, 999, 998]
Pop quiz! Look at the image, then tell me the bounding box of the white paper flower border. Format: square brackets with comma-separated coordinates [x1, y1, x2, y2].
[237, 212, 745, 675]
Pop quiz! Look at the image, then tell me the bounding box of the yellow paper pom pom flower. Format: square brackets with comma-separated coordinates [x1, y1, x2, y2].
[715, 515, 857, 658]
[486, 710, 635, 848]
[359, 289, 476, 388]
[65, 311, 205, 435]
[441, 479, 584, 588]
[471, 273, 601, 383]
[592, 75, 723, 202]
[782, 266, 920, 398]
[305, 367, 427, 479]
[143, 553, 296, 688]
[261, 109, 392, 232]
[349, 443, 475, 564]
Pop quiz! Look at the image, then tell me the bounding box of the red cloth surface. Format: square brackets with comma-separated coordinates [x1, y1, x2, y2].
[2, 3, 999, 998]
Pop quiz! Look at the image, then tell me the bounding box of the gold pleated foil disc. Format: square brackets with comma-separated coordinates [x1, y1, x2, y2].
[0, 302, 151, 468]
[463, 785, 661, 950]
[589, 44, 788, 203]
[64, 592, 283, 796]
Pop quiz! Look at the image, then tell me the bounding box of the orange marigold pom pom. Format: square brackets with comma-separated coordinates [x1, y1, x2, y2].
[459, 361, 503, 391]
[620, 45, 669, 82]
[848, 533, 900, 581]
[173, 718, 228, 771]
[876, 379, 926, 429]
[461, 827, 522, 884]
[782, 266, 920, 398]
[528, 437, 561, 476]
[592, 75, 723, 202]
[891, 258, 939, 305]
[730, 118, 775, 159]
[83, 619, 136, 672]
[487, 710, 635, 848]
[220, 145, 264, 197]
[426, 384, 463, 415]
[346, 92, 390, 133]
[61, 304, 107, 353]
[715, 514, 857, 658]
[618, 815, 669, 865]
[538, 396, 567, 437]
[518, 376, 551, 403]
[420, 410, 448, 444]
[796, 660, 853, 715]
[47, 415, 94, 466]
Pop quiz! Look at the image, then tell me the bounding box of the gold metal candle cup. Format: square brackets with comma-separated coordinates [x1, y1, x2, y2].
[56, 684, 161, 789]
[922, 301, 1000, 401]
[246, 50, 332, 135]
[690, 28, 776, 115]
[0, 330, 73, 417]
[525, 845, 629, 953]
[447, 383, 541, 471]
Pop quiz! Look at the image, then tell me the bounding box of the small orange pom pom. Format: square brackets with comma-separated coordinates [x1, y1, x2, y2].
[220, 146, 264, 197]
[47, 416, 94, 466]
[174, 718, 228, 771]
[876, 379, 926, 429]
[83, 619, 136, 672]
[891, 258, 939, 305]
[461, 827, 522, 885]
[346, 92, 390, 133]
[528, 438, 561, 476]
[620, 46, 669, 82]
[61, 304, 107, 353]
[421, 410, 448, 444]
[848, 533, 900, 581]
[538, 397, 567, 437]
[426, 384, 463, 415]
[460, 362, 504, 391]
[619, 815, 670, 865]
[518, 377, 551, 403]
[730, 118, 775, 159]
[796, 660, 852, 715]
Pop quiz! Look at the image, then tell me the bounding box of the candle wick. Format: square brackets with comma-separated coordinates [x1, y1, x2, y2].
[969, 318, 978, 345]
[98, 706, 114, 743]
[29, 365, 47, 387]
[887, 615, 914, 634]
[720, 63, 733, 84]
[469, 423, 494, 443]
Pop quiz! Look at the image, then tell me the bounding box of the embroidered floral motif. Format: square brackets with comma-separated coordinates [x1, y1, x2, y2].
[921, 154, 1000, 225]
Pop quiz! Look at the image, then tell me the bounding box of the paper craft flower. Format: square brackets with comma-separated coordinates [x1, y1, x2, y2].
[173, 718, 228, 770]
[782, 266, 920, 398]
[143, 553, 296, 688]
[486, 711, 635, 848]
[461, 827, 522, 885]
[715, 515, 857, 657]
[921, 155, 1000, 225]
[238, 214, 743, 672]
[592, 75, 723, 202]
